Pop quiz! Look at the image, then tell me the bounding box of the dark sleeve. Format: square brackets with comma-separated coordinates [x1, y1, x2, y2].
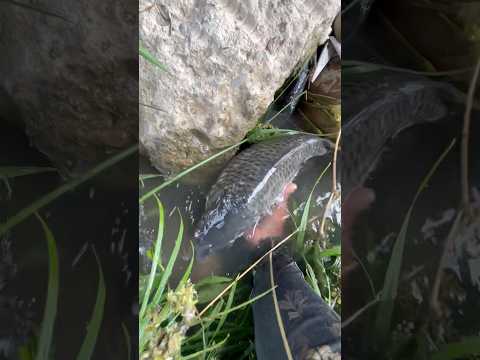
[252, 250, 341, 360]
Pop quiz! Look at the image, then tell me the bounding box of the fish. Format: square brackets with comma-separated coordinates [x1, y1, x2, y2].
[341, 74, 461, 197]
[194, 134, 333, 260]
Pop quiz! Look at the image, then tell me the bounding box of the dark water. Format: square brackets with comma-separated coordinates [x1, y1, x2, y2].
[342, 1, 480, 357]
[343, 111, 480, 357]
[139, 112, 340, 286]
[0, 123, 137, 359]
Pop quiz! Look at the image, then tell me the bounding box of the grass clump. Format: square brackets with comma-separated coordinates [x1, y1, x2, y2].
[139, 142, 341, 358]
[141, 280, 198, 360]
[138, 57, 341, 355]
[1, 147, 136, 359]
[138, 194, 255, 359]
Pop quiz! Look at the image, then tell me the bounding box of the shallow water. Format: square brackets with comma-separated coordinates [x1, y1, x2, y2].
[341, 4, 480, 354]
[0, 123, 137, 359]
[343, 107, 480, 356]
[138, 112, 341, 286]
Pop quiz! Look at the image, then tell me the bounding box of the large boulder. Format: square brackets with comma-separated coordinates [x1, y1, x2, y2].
[0, 1, 138, 175]
[140, 0, 340, 175]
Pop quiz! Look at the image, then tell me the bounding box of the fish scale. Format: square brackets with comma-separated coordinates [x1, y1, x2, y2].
[341, 75, 457, 197]
[195, 134, 333, 260]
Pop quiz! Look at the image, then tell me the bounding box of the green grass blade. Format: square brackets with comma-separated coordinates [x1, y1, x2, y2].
[317, 245, 341, 258]
[304, 260, 321, 296]
[139, 174, 163, 181]
[76, 246, 106, 360]
[195, 276, 232, 287]
[341, 0, 361, 14]
[190, 301, 225, 343]
[138, 317, 149, 354]
[269, 254, 293, 360]
[0, 166, 57, 178]
[121, 323, 131, 360]
[139, 195, 165, 319]
[139, 44, 169, 73]
[195, 276, 233, 304]
[374, 139, 456, 347]
[34, 214, 59, 360]
[431, 337, 480, 360]
[296, 163, 331, 252]
[198, 287, 276, 324]
[139, 140, 246, 203]
[152, 212, 184, 305]
[212, 281, 237, 341]
[246, 128, 308, 144]
[182, 336, 230, 360]
[0, 145, 138, 236]
[176, 241, 195, 291]
[343, 60, 474, 77]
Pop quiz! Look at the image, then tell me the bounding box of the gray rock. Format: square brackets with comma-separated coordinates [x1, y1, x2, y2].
[0, 1, 138, 174]
[140, 0, 340, 175]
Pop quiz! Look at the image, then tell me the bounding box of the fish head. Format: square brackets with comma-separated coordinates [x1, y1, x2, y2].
[194, 207, 248, 261]
[413, 93, 448, 124]
[398, 82, 448, 124]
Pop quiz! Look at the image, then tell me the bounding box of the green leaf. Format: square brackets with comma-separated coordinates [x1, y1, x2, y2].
[317, 245, 341, 258]
[195, 276, 232, 304]
[152, 211, 184, 305]
[198, 287, 276, 324]
[176, 241, 195, 291]
[0, 145, 137, 236]
[0, 166, 57, 178]
[139, 195, 165, 319]
[212, 281, 237, 340]
[139, 44, 169, 73]
[139, 140, 246, 203]
[182, 336, 230, 360]
[246, 127, 302, 143]
[304, 261, 321, 296]
[35, 214, 59, 360]
[374, 139, 456, 349]
[431, 336, 480, 360]
[121, 323, 131, 360]
[76, 247, 106, 360]
[295, 163, 331, 254]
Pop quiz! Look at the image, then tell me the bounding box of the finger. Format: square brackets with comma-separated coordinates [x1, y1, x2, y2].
[284, 182, 298, 197]
[245, 183, 298, 245]
[342, 187, 375, 230]
[342, 186, 375, 268]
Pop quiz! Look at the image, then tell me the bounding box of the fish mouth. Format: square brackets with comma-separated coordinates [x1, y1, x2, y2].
[195, 242, 213, 262]
[194, 230, 220, 262]
[194, 225, 244, 262]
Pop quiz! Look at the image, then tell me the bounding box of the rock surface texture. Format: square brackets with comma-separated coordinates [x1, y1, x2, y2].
[140, 0, 340, 174]
[0, 1, 138, 174]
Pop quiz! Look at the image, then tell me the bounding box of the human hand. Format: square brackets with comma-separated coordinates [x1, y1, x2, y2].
[342, 186, 375, 272]
[245, 183, 298, 247]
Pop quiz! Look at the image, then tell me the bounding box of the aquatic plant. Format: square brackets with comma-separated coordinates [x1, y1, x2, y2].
[139, 137, 341, 358]
[138, 41, 341, 358]
[11, 216, 106, 360]
[1, 146, 137, 359]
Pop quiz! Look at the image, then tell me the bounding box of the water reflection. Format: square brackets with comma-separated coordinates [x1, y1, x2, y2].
[0, 123, 137, 358]
[140, 154, 339, 283]
[139, 111, 341, 287]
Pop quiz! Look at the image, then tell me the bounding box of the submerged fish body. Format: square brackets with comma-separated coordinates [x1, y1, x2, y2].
[341, 75, 457, 196]
[194, 134, 332, 260]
